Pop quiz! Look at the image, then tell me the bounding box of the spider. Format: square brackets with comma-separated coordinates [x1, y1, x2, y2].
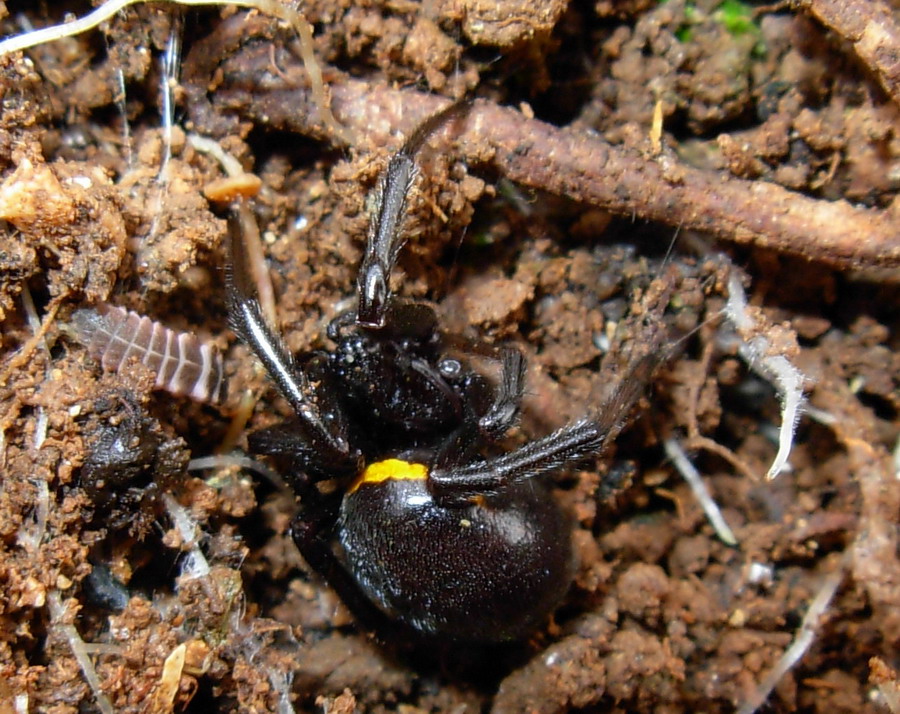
[226, 99, 665, 643]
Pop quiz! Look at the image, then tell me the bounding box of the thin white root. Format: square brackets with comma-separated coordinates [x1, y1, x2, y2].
[725, 271, 807, 480]
[162, 492, 211, 579]
[188, 134, 245, 178]
[145, 18, 183, 246]
[188, 452, 286, 489]
[736, 551, 848, 714]
[0, 0, 219, 55]
[0, 0, 355, 144]
[16, 476, 49, 555]
[664, 437, 738, 546]
[159, 19, 181, 188]
[48, 591, 116, 714]
[761, 352, 805, 478]
[0, 295, 64, 389]
[20, 286, 51, 451]
[270, 669, 296, 714]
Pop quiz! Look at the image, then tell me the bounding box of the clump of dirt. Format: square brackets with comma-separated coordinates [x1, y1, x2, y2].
[0, 1, 898, 713]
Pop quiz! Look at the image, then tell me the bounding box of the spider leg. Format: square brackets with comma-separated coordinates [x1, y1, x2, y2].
[226, 215, 354, 466]
[432, 347, 526, 470]
[356, 98, 473, 328]
[429, 352, 662, 504]
[476, 347, 527, 441]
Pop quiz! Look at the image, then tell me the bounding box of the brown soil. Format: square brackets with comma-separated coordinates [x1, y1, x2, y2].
[0, 1, 898, 712]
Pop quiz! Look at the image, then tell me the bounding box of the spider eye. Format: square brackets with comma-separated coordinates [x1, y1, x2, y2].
[357, 263, 388, 328]
[439, 359, 462, 379]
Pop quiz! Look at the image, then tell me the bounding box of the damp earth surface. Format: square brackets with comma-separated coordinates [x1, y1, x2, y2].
[0, 0, 899, 712]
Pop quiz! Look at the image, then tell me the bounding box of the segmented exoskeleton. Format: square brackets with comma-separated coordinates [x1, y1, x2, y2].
[73, 304, 225, 403]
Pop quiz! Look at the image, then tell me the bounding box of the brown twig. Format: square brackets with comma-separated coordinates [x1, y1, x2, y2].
[794, 0, 900, 108]
[194, 41, 900, 271]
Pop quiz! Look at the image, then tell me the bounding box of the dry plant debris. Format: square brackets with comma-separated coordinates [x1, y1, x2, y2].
[0, 0, 898, 712]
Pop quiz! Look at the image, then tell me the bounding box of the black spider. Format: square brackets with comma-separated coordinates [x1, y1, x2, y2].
[226, 100, 664, 643]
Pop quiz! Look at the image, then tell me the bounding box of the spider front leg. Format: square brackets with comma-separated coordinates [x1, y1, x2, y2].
[356, 98, 473, 328]
[226, 216, 356, 474]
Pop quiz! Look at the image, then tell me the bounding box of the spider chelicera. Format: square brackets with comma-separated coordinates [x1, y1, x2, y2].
[226, 99, 663, 643]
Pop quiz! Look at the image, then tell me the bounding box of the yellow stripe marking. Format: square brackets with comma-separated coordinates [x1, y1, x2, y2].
[349, 458, 429, 493]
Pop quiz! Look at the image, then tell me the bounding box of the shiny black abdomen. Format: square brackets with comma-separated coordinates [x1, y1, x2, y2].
[338, 477, 574, 642]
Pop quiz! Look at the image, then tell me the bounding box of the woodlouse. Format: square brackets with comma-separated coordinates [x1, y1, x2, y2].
[72, 304, 226, 403]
